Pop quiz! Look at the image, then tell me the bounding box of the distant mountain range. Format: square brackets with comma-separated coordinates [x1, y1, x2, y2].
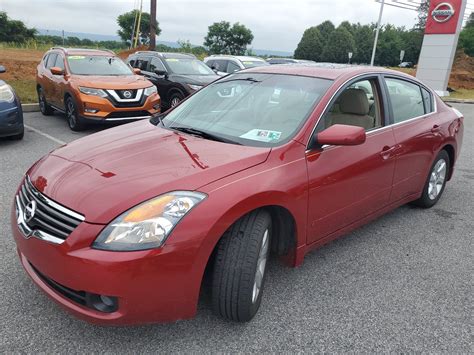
[37, 29, 292, 57]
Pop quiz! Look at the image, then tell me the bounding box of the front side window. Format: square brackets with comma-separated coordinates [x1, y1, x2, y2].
[150, 57, 166, 72]
[54, 55, 65, 70]
[319, 78, 383, 132]
[67, 56, 133, 76]
[385, 78, 425, 123]
[227, 61, 241, 73]
[161, 73, 332, 147]
[164, 58, 215, 75]
[45, 53, 57, 68]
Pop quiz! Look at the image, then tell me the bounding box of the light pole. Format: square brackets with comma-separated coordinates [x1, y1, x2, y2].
[370, 0, 385, 66]
[150, 0, 157, 50]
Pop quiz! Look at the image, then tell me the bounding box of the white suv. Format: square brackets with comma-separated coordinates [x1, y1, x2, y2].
[204, 55, 269, 75]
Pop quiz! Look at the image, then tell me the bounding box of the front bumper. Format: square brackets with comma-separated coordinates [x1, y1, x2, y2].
[11, 207, 204, 325]
[0, 104, 23, 138]
[76, 92, 161, 122]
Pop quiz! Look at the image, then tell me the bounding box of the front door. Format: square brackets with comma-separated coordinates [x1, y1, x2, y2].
[306, 76, 397, 244]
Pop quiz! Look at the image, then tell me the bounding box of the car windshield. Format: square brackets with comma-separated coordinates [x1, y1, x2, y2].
[67, 55, 133, 75]
[165, 58, 215, 75]
[241, 60, 270, 68]
[161, 73, 332, 147]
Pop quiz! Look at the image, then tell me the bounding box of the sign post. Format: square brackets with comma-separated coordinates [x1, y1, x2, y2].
[399, 50, 405, 64]
[348, 52, 353, 64]
[416, 0, 467, 96]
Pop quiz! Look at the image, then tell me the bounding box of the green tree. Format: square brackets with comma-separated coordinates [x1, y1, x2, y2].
[416, 0, 430, 30]
[204, 21, 253, 55]
[459, 14, 474, 56]
[294, 26, 323, 61]
[317, 20, 336, 49]
[0, 11, 36, 42]
[400, 29, 424, 63]
[117, 10, 161, 45]
[375, 25, 404, 66]
[66, 36, 81, 46]
[352, 23, 375, 64]
[321, 27, 355, 63]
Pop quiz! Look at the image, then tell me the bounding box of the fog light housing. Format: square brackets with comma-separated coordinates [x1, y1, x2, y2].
[84, 108, 99, 114]
[86, 294, 118, 313]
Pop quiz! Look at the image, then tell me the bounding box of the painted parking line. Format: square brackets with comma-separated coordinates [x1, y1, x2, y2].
[24, 124, 67, 145]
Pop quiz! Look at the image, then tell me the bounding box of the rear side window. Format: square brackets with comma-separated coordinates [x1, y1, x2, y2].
[128, 58, 137, 67]
[421, 88, 433, 113]
[45, 53, 58, 68]
[210, 60, 228, 72]
[135, 57, 150, 71]
[385, 78, 425, 123]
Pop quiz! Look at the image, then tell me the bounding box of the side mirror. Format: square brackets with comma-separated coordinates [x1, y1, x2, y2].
[154, 69, 167, 77]
[50, 67, 64, 76]
[0, 65, 5, 74]
[133, 68, 141, 75]
[316, 124, 366, 146]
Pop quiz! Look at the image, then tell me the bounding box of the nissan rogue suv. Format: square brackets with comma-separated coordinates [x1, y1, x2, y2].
[127, 51, 219, 109]
[36, 47, 161, 131]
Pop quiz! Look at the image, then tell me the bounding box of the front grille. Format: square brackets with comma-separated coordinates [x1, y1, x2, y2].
[116, 89, 138, 99]
[105, 89, 146, 108]
[15, 177, 84, 243]
[106, 110, 151, 119]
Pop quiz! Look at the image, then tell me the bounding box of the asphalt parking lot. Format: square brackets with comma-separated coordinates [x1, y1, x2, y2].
[0, 105, 472, 353]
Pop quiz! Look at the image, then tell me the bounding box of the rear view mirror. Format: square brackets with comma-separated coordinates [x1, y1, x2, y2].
[0, 65, 5, 74]
[50, 67, 64, 76]
[154, 69, 167, 76]
[133, 68, 141, 75]
[317, 124, 366, 146]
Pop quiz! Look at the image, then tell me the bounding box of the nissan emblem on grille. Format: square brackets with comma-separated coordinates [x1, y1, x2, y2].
[123, 90, 132, 99]
[24, 200, 37, 223]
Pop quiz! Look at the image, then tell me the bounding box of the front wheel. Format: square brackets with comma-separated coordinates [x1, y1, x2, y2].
[65, 96, 85, 131]
[211, 210, 272, 322]
[413, 150, 450, 208]
[169, 92, 184, 108]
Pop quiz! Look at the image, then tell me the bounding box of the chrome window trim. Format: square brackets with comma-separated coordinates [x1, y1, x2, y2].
[25, 176, 85, 221]
[305, 72, 439, 152]
[106, 89, 144, 103]
[15, 196, 66, 244]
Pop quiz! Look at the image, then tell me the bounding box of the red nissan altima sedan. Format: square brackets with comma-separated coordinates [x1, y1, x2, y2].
[11, 65, 463, 325]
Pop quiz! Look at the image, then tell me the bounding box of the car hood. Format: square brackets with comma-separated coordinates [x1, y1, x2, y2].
[172, 74, 220, 86]
[70, 75, 152, 90]
[28, 120, 271, 224]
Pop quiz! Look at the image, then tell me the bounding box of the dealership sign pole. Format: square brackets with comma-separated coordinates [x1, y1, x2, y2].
[416, 0, 468, 96]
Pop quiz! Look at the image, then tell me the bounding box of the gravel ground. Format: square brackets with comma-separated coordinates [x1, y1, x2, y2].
[0, 105, 472, 353]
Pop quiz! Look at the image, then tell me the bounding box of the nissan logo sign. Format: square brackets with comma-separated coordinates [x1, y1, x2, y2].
[123, 90, 132, 99]
[431, 2, 455, 23]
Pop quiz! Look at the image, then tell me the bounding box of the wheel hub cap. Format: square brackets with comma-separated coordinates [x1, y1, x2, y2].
[428, 159, 447, 200]
[252, 229, 269, 304]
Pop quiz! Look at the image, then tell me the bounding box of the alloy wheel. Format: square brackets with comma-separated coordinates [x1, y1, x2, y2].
[66, 99, 76, 127]
[171, 97, 181, 107]
[428, 158, 447, 200]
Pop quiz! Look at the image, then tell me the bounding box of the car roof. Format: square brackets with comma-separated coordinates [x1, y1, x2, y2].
[131, 51, 195, 59]
[49, 47, 116, 56]
[207, 55, 265, 62]
[242, 63, 415, 81]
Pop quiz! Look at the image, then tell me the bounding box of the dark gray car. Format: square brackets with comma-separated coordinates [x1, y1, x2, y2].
[0, 65, 24, 140]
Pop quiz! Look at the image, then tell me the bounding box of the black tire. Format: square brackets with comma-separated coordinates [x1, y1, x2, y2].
[413, 150, 450, 208]
[211, 209, 272, 322]
[38, 87, 54, 116]
[65, 96, 86, 131]
[169, 92, 184, 108]
[9, 127, 24, 140]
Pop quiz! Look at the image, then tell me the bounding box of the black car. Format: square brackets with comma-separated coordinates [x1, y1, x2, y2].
[127, 52, 219, 109]
[0, 65, 24, 140]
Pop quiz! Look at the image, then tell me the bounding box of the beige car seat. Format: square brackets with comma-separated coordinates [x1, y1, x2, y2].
[328, 88, 375, 130]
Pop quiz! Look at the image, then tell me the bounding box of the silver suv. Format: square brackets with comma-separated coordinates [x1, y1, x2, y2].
[204, 55, 269, 75]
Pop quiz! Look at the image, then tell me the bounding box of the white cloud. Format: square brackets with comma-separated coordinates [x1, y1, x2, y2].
[0, 0, 419, 52]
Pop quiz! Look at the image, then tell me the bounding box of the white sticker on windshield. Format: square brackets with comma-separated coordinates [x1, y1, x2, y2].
[240, 129, 282, 142]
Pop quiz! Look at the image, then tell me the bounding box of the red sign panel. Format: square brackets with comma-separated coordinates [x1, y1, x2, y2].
[425, 0, 462, 34]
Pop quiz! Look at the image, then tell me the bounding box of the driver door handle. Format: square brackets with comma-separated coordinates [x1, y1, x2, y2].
[380, 145, 398, 160]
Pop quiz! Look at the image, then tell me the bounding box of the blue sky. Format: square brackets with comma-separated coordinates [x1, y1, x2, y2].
[0, 0, 420, 52]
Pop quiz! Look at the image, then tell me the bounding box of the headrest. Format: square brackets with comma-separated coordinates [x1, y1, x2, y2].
[339, 88, 370, 116]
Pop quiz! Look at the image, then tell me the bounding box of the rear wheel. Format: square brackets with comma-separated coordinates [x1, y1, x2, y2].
[211, 210, 272, 322]
[65, 96, 85, 131]
[413, 150, 450, 208]
[38, 87, 53, 116]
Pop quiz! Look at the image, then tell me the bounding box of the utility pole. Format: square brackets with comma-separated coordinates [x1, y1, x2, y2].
[150, 0, 157, 50]
[370, 0, 385, 66]
[133, 0, 143, 48]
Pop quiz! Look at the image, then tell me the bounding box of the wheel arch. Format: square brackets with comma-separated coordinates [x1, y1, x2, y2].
[441, 143, 455, 180]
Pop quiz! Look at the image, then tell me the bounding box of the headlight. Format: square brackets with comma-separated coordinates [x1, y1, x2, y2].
[188, 84, 203, 91]
[0, 84, 15, 103]
[79, 86, 108, 98]
[144, 85, 157, 96]
[92, 191, 206, 251]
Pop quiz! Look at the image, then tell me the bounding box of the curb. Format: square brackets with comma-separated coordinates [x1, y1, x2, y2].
[22, 103, 40, 112]
[442, 99, 474, 104]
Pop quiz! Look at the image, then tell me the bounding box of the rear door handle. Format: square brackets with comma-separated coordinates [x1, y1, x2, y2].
[380, 145, 397, 160]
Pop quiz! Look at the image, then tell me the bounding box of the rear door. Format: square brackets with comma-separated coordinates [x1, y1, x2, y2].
[42, 53, 58, 102]
[382, 76, 442, 202]
[49, 54, 67, 108]
[306, 75, 397, 244]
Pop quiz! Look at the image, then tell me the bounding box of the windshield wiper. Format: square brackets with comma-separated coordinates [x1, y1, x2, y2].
[219, 77, 261, 84]
[150, 113, 166, 127]
[169, 126, 242, 145]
